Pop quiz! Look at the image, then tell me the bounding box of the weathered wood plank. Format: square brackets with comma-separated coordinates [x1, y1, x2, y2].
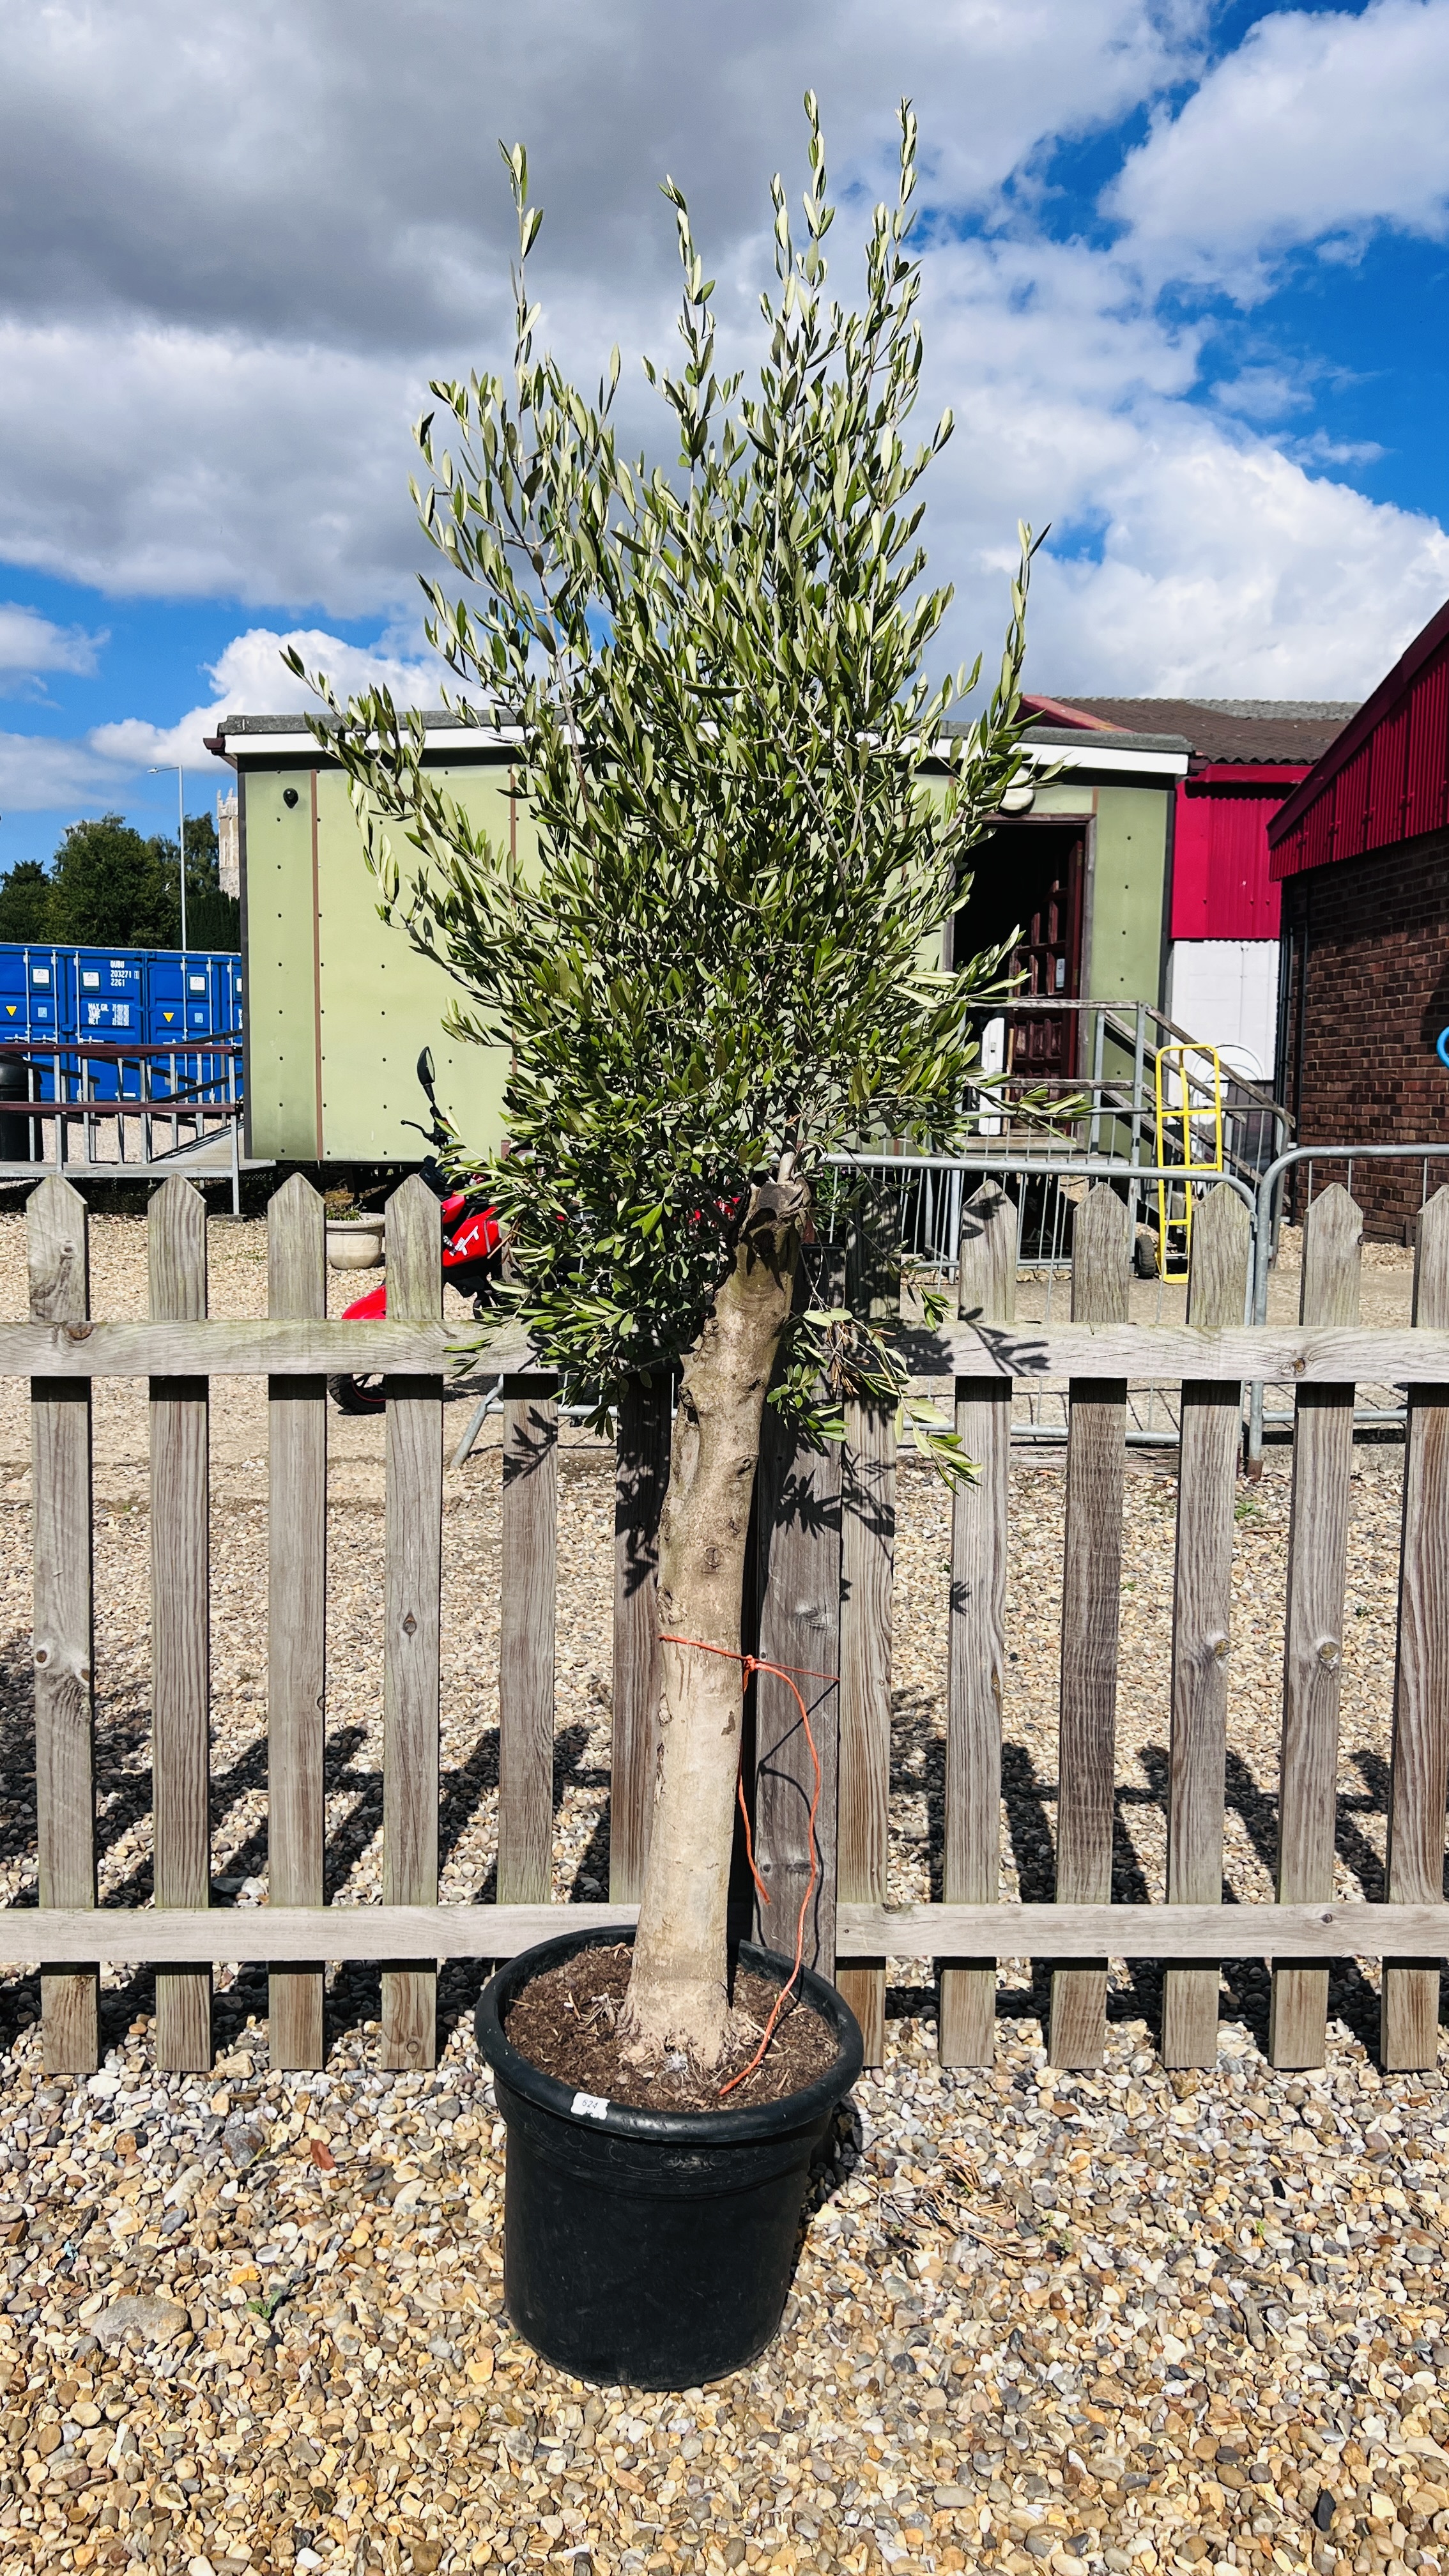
[267, 1175, 327, 2069]
[0, 1319, 540, 1376]
[941, 1183, 1016, 2066]
[7, 1313, 1449, 1383]
[150, 1178, 211, 2071]
[894, 1320, 1449, 1384]
[1383, 1189, 1449, 2069]
[1270, 1184, 1362, 2069]
[381, 1176, 443, 2070]
[838, 1395, 894, 2062]
[497, 1376, 559, 1909]
[1162, 1185, 1252, 2067]
[755, 1255, 843, 1981]
[1050, 1184, 1130, 2069]
[610, 1374, 670, 1903]
[836, 1202, 899, 2054]
[28, 1177, 96, 2072]
[13, 1896, 1449, 1967]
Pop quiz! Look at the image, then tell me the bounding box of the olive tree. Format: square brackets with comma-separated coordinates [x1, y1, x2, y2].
[291, 98, 1041, 2072]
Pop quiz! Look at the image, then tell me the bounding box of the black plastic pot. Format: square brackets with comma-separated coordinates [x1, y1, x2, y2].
[475, 1926, 863, 2389]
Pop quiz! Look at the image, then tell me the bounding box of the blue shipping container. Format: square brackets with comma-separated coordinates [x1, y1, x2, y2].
[0, 944, 241, 1105]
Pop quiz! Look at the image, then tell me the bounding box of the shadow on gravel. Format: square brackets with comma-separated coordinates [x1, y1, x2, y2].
[0, 1631, 1420, 2073]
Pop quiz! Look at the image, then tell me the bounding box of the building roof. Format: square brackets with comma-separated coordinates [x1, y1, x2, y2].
[945, 719, 1190, 779]
[217, 710, 1195, 778]
[1268, 596, 1449, 877]
[207, 708, 517, 762]
[1027, 696, 1358, 765]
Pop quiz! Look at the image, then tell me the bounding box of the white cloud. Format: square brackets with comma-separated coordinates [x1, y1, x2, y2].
[0, 0, 1444, 735]
[910, 226, 1449, 696]
[1209, 365, 1314, 423]
[0, 624, 450, 813]
[0, 1, 1206, 346]
[0, 0, 1208, 619]
[89, 624, 454, 769]
[0, 601, 102, 684]
[1105, 0, 1449, 298]
[0, 323, 428, 614]
[0, 733, 130, 813]
[1023, 429, 1449, 694]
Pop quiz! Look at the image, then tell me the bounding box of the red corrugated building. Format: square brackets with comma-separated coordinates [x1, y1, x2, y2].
[1024, 696, 1354, 1078]
[1268, 599, 1449, 1236]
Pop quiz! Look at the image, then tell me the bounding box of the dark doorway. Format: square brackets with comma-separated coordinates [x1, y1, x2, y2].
[953, 820, 1086, 1080]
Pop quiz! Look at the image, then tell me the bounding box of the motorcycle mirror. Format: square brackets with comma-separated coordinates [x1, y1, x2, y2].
[416, 1046, 437, 1099]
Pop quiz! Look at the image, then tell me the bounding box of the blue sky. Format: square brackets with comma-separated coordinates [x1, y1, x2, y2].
[1, 0, 1446, 870]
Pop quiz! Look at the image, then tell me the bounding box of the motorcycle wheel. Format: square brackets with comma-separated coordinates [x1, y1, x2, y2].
[327, 1373, 387, 1415]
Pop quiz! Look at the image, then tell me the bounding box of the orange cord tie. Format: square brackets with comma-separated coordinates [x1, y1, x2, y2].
[657, 1633, 832, 2100]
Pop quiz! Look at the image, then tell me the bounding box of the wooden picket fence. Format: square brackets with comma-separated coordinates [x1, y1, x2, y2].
[7, 1166, 1449, 2085]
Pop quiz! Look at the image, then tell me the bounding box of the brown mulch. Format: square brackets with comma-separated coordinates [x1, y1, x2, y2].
[502, 1940, 839, 2110]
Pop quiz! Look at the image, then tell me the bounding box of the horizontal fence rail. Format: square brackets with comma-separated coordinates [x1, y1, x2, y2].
[7, 1167, 1449, 2089]
[2, 1901, 1446, 1966]
[6, 1317, 1449, 1383]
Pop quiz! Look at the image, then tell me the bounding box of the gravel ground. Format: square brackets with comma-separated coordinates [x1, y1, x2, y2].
[0, 1206, 1443, 2576]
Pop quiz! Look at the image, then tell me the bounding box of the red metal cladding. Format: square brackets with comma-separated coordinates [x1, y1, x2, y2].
[1271, 595, 1449, 877]
[1170, 768, 1301, 940]
[1406, 653, 1449, 841]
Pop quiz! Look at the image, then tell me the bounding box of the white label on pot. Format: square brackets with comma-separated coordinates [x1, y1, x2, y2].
[571, 2092, 610, 2121]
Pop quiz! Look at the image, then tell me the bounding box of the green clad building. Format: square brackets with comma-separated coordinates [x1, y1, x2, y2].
[208, 710, 1189, 1171]
[208, 712, 529, 1166]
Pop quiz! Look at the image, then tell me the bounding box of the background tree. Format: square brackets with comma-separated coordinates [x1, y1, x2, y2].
[167, 813, 240, 951]
[299, 98, 1039, 2073]
[0, 811, 238, 950]
[47, 815, 174, 946]
[0, 858, 56, 942]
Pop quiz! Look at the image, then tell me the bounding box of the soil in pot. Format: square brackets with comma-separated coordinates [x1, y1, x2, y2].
[503, 1940, 836, 2110]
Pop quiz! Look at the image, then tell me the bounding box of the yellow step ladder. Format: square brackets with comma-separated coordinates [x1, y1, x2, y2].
[1154, 1043, 1223, 1284]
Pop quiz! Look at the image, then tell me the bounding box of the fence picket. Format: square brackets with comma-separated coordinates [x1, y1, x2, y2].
[29, 1176, 96, 2073]
[497, 1377, 559, 1908]
[941, 1183, 1016, 2066]
[1162, 1184, 1252, 2067]
[149, 1178, 212, 2071]
[1269, 1183, 1362, 2069]
[838, 1396, 894, 2060]
[837, 1206, 898, 2058]
[1382, 1188, 1449, 2069]
[267, 1176, 328, 2069]
[755, 1252, 843, 1979]
[610, 1374, 670, 1903]
[1050, 1183, 1130, 2068]
[381, 1177, 443, 2070]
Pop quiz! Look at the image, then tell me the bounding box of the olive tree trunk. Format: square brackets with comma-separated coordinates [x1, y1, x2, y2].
[619, 1181, 804, 2070]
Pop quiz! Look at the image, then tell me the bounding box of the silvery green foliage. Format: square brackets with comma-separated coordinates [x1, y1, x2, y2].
[289, 98, 1039, 1406]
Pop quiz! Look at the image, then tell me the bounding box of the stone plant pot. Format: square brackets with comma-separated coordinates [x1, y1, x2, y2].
[325, 1216, 387, 1272]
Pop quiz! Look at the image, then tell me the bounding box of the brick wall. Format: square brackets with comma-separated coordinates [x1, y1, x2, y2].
[1278, 832, 1449, 1237]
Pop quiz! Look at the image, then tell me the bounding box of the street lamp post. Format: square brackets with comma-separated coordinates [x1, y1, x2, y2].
[148, 763, 187, 951]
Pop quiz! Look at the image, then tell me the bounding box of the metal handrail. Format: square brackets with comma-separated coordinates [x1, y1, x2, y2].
[831, 1150, 1255, 1209]
[0, 1038, 241, 1061]
[835, 1139, 1449, 1467]
[978, 993, 1292, 1127]
[0, 1027, 245, 1211]
[1, 1095, 242, 1124]
[1243, 1140, 1449, 1470]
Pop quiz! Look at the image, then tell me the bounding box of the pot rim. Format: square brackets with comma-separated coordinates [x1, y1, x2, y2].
[476, 1926, 862, 2145]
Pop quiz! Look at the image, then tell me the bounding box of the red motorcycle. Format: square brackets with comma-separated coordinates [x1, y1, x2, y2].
[328, 1050, 503, 1414]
